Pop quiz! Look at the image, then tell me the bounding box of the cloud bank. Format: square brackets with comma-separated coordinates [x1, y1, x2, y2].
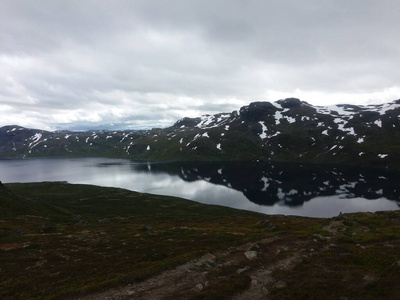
[1, 0, 399, 130]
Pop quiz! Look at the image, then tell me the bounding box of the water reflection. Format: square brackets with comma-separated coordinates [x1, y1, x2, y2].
[0, 158, 399, 217]
[131, 161, 400, 207]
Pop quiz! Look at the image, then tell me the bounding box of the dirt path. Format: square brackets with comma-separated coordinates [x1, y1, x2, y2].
[74, 235, 320, 300]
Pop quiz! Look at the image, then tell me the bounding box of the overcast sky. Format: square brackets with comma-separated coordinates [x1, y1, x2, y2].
[1, 0, 400, 130]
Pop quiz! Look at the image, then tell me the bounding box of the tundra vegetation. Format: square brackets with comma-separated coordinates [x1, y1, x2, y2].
[1, 182, 400, 299]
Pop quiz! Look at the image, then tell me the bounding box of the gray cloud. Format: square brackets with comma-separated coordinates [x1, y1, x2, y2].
[1, 0, 400, 130]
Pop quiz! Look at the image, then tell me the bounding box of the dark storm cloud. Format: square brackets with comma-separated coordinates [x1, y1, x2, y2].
[1, 0, 399, 130]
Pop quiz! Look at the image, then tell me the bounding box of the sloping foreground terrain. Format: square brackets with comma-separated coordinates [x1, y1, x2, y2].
[1, 98, 400, 168]
[1, 182, 400, 299]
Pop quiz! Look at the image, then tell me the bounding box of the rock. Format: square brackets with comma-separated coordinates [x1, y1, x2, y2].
[173, 117, 201, 128]
[239, 102, 279, 121]
[258, 219, 277, 231]
[195, 283, 203, 291]
[237, 266, 250, 274]
[359, 110, 380, 122]
[276, 97, 302, 108]
[244, 251, 258, 260]
[274, 280, 287, 289]
[313, 234, 330, 241]
[140, 225, 154, 232]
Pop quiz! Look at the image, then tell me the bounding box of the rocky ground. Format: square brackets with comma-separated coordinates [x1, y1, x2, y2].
[76, 214, 400, 300]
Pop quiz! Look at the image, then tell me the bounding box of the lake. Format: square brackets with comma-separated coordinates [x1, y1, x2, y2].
[0, 158, 399, 217]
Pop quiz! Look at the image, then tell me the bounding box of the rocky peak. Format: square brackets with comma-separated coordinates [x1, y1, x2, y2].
[276, 98, 302, 108]
[173, 117, 201, 128]
[239, 101, 279, 121]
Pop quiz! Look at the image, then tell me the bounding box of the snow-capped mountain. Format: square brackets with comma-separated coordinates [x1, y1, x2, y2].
[1, 98, 400, 169]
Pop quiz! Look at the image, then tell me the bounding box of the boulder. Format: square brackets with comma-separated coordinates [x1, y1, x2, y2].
[244, 250, 258, 260]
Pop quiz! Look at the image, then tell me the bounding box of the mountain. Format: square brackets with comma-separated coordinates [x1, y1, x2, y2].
[1, 98, 400, 168]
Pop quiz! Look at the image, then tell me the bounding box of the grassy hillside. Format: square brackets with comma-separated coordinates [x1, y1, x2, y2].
[1, 182, 400, 299]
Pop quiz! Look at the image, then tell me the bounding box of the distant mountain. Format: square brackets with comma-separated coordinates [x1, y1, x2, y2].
[1, 98, 400, 168]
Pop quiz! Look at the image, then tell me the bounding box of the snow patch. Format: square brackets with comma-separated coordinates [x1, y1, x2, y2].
[258, 121, 268, 139]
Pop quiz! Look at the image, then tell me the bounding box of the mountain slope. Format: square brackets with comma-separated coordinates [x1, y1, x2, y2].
[1, 98, 400, 168]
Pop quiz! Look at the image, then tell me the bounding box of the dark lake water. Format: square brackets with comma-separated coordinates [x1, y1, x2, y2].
[0, 158, 399, 217]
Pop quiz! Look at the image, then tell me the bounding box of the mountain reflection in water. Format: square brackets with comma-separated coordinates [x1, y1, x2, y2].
[0, 158, 399, 217]
[131, 161, 400, 208]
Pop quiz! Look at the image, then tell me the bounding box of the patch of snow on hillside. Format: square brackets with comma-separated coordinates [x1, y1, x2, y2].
[28, 133, 43, 149]
[146, 145, 150, 151]
[179, 138, 183, 144]
[327, 105, 357, 116]
[374, 119, 382, 127]
[202, 132, 210, 138]
[126, 142, 134, 154]
[258, 121, 268, 139]
[31, 133, 42, 143]
[371, 102, 400, 115]
[120, 134, 130, 142]
[357, 137, 364, 143]
[216, 143, 221, 150]
[225, 125, 230, 130]
[274, 111, 283, 125]
[285, 116, 296, 123]
[272, 102, 283, 109]
[378, 154, 388, 158]
[217, 114, 230, 123]
[328, 145, 337, 152]
[196, 115, 214, 128]
[322, 130, 328, 135]
[269, 131, 281, 138]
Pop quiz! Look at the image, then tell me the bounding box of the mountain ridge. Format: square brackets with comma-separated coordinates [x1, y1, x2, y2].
[1, 98, 400, 168]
